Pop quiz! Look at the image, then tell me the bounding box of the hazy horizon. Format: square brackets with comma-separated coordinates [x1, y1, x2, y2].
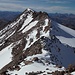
[0, 0, 75, 14]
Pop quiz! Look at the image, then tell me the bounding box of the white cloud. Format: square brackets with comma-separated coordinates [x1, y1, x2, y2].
[32, 6, 75, 14]
[0, 0, 75, 14]
[0, 3, 26, 11]
[41, 0, 70, 4]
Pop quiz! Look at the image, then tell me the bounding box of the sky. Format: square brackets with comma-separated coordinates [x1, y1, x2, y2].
[0, 0, 75, 14]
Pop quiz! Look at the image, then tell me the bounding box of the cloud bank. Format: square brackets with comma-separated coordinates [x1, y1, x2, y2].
[0, 0, 75, 14]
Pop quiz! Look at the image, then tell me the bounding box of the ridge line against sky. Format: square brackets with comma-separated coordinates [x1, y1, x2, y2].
[0, 0, 75, 14]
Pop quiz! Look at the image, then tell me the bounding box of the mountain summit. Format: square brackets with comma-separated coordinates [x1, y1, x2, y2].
[0, 8, 75, 75]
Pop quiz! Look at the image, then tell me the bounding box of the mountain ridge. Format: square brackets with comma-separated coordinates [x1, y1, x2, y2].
[0, 8, 75, 75]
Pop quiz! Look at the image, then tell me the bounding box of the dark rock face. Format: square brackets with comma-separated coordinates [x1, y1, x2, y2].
[24, 40, 42, 56]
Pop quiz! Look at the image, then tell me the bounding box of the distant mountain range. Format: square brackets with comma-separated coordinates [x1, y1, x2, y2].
[49, 13, 75, 30]
[0, 11, 75, 31]
[0, 11, 21, 21]
[0, 11, 75, 30]
[0, 11, 21, 30]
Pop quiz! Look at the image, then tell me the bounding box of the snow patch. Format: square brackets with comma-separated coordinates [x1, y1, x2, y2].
[24, 30, 37, 50]
[6, 30, 15, 39]
[19, 14, 33, 31]
[43, 19, 49, 31]
[56, 36, 75, 47]
[71, 71, 75, 75]
[7, 62, 65, 75]
[0, 44, 12, 69]
[27, 8, 31, 11]
[51, 21, 75, 47]
[22, 21, 38, 33]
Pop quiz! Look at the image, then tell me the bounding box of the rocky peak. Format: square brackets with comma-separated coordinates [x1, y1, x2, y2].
[0, 8, 51, 74]
[25, 8, 34, 12]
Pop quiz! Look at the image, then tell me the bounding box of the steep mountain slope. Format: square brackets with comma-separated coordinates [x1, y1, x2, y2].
[49, 13, 75, 30]
[0, 8, 75, 75]
[51, 21, 75, 47]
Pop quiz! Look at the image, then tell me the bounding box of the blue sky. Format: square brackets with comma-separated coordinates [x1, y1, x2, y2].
[0, 0, 75, 14]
